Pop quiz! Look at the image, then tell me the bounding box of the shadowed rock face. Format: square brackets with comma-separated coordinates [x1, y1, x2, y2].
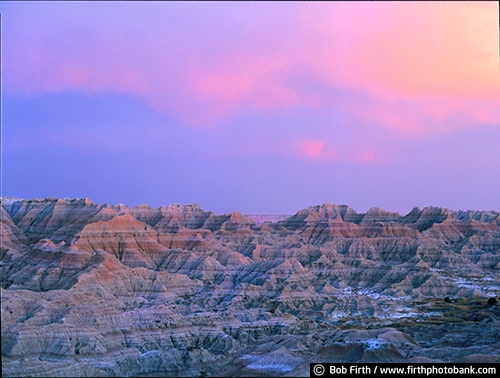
[1, 197, 499, 377]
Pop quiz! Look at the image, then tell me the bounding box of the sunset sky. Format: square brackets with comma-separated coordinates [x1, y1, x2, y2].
[2, 1, 499, 215]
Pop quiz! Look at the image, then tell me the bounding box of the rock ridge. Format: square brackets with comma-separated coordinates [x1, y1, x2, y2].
[1, 197, 499, 376]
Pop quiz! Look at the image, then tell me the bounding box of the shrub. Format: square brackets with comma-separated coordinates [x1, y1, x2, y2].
[487, 297, 497, 305]
[444, 296, 452, 303]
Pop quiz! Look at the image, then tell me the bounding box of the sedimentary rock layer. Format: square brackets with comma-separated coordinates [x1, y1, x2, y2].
[1, 197, 499, 377]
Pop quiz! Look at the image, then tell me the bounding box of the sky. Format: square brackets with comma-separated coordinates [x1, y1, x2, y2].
[1, 1, 499, 215]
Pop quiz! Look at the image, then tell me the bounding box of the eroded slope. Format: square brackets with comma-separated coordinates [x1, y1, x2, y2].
[1, 198, 499, 377]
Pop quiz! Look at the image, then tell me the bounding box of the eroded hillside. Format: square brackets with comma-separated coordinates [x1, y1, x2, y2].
[1, 198, 499, 376]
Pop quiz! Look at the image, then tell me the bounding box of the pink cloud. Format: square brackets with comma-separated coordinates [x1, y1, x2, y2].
[293, 2, 500, 137]
[296, 2, 499, 99]
[4, 2, 499, 134]
[298, 140, 325, 159]
[293, 140, 341, 161]
[292, 140, 385, 164]
[468, 103, 500, 125]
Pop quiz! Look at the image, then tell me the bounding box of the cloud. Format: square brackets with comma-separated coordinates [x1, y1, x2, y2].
[297, 140, 327, 159]
[296, 2, 499, 97]
[2, 1, 499, 134]
[292, 139, 382, 164]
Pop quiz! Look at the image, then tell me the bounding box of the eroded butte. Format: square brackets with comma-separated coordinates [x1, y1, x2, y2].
[1, 198, 499, 376]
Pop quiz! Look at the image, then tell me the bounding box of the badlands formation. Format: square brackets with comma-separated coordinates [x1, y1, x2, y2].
[1, 197, 500, 377]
